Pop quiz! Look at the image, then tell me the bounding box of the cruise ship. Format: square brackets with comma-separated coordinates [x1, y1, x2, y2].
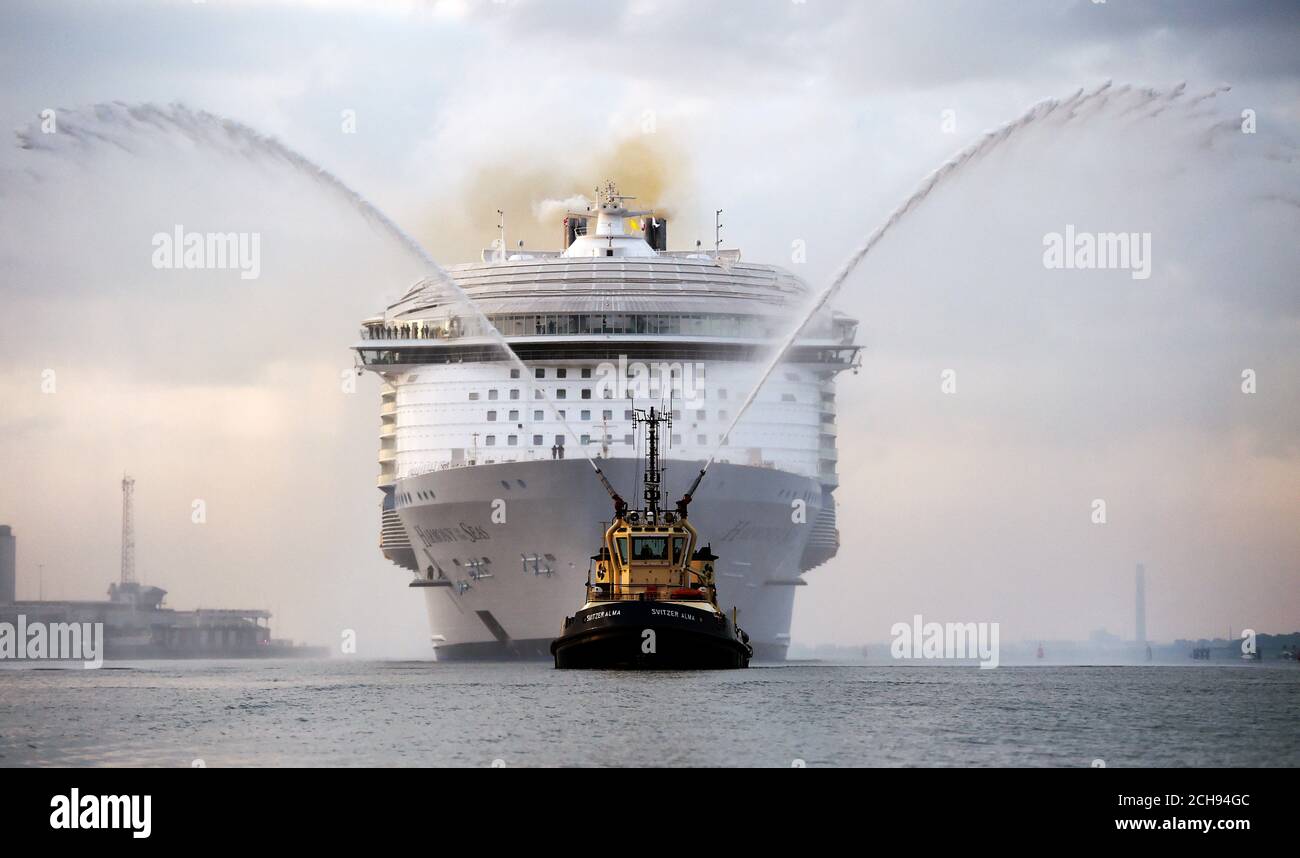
[352, 183, 860, 661]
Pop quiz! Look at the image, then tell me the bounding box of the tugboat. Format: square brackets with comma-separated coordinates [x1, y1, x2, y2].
[550, 407, 752, 669]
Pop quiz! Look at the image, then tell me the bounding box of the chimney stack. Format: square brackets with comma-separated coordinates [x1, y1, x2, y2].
[0, 525, 15, 604]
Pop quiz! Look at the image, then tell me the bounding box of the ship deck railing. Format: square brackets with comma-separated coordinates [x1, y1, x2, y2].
[586, 584, 714, 603]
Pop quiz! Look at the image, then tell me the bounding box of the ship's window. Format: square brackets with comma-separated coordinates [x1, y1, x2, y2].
[624, 410, 634, 419]
[485, 435, 496, 446]
[533, 410, 543, 420]
[696, 409, 706, 420]
[719, 410, 729, 420]
[508, 410, 519, 421]
[508, 435, 518, 446]
[468, 392, 480, 401]
[671, 434, 682, 445]
[488, 390, 498, 401]
[500, 480, 510, 490]
[556, 389, 567, 400]
[581, 389, 591, 400]
[487, 411, 497, 421]
[632, 537, 668, 561]
[581, 368, 592, 379]
[509, 389, 520, 400]
[672, 537, 686, 563]
[534, 389, 544, 399]
[671, 410, 681, 419]
[581, 410, 591, 421]
[785, 372, 799, 382]
[602, 388, 612, 399]
[697, 434, 707, 445]
[554, 435, 564, 446]
[535, 368, 545, 379]
[557, 368, 567, 379]
[510, 369, 520, 379]
[623, 434, 633, 444]
[516, 480, 526, 488]
[602, 410, 612, 420]
[781, 394, 796, 402]
[616, 537, 629, 565]
[719, 389, 728, 400]
[532, 435, 543, 445]
[557, 410, 565, 419]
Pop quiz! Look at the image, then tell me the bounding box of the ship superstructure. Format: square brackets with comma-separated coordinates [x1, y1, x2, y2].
[353, 182, 860, 660]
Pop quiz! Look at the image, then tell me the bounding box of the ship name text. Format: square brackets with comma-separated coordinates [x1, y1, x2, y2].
[414, 522, 492, 547]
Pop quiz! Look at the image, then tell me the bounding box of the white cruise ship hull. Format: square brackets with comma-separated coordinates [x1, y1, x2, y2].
[395, 457, 827, 662]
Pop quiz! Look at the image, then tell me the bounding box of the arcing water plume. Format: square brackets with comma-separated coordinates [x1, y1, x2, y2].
[15, 102, 612, 483]
[684, 81, 1239, 500]
[17, 103, 433, 267]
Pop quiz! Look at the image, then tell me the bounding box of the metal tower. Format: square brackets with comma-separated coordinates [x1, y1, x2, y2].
[120, 475, 136, 586]
[1135, 563, 1147, 644]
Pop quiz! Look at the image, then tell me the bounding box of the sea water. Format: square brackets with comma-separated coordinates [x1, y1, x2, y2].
[1, 660, 1295, 767]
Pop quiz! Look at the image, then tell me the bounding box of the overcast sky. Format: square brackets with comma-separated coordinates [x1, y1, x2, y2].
[1, 0, 1297, 654]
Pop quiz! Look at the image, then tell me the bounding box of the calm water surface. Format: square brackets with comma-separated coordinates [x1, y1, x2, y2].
[1, 660, 1295, 767]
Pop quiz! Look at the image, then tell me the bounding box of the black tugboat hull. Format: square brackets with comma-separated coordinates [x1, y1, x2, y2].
[551, 600, 752, 670]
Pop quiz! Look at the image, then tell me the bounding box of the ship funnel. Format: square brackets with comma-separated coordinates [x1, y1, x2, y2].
[563, 215, 588, 250]
[642, 216, 668, 252]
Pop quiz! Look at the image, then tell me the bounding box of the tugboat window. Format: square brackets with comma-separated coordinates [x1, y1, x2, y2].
[616, 537, 629, 565]
[632, 537, 668, 560]
[672, 537, 686, 562]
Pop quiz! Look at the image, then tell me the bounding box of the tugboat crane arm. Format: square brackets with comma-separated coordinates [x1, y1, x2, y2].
[676, 465, 709, 517]
[591, 461, 627, 518]
[675, 429, 726, 516]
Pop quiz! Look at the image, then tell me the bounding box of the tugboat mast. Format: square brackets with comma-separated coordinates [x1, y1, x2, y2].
[637, 407, 671, 522]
